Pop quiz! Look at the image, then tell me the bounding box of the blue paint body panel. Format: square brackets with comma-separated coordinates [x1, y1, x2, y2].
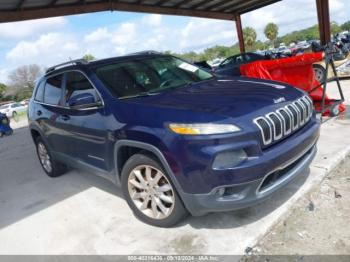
[28, 54, 320, 215]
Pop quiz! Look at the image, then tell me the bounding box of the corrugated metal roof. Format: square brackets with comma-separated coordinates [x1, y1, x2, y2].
[0, 0, 280, 23]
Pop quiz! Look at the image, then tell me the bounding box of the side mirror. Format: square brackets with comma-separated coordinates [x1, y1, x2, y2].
[68, 92, 102, 109]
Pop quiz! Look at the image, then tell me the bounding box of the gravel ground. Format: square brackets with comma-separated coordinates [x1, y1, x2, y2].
[242, 154, 350, 258]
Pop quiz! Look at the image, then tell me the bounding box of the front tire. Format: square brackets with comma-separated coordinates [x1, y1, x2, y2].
[313, 64, 326, 83]
[121, 154, 188, 227]
[35, 136, 67, 177]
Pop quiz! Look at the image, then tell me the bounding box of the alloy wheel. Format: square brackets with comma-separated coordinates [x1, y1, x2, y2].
[37, 142, 52, 173]
[127, 165, 175, 220]
[314, 67, 324, 82]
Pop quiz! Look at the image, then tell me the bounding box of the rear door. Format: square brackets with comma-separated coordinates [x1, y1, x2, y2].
[33, 73, 67, 154]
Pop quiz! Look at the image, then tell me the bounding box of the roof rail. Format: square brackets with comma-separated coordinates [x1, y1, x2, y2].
[45, 59, 88, 74]
[127, 50, 163, 56]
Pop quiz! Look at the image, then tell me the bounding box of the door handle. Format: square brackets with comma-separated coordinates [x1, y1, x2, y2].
[36, 110, 42, 116]
[61, 115, 70, 121]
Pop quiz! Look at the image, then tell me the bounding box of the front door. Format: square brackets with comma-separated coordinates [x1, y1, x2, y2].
[58, 71, 109, 171]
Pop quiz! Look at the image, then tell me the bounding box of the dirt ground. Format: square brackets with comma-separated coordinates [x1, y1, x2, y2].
[242, 155, 350, 259]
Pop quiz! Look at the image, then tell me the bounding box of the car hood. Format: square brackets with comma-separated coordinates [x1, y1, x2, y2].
[114, 76, 305, 127]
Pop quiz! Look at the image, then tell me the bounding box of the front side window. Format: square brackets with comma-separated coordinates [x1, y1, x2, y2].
[44, 74, 63, 105]
[64, 71, 99, 107]
[94, 56, 214, 99]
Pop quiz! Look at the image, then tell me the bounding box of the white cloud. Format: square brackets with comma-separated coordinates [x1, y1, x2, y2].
[242, 0, 350, 41]
[80, 16, 236, 58]
[6, 33, 80, 67]
[112, 22, 137, 46]
[2, 0, 350, 82]
[180, 18, 237, 50]
[243, 0, 319, 40]
[142, 14, 162, 27]
[0, 69, 9, 83]
[0, 17, 67, 39]
[84, 27, 111, 43]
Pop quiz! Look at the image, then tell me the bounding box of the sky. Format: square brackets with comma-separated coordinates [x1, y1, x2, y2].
[0, 0, 349, 83]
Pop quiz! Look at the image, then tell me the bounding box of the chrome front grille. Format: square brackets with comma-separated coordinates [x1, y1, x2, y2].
[254, 96, 314, 146]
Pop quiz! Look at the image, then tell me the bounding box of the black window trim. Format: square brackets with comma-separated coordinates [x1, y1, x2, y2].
[33, 69, 104, 110]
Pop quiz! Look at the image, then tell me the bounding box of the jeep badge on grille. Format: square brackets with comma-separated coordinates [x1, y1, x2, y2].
[274, 97, 286, 104]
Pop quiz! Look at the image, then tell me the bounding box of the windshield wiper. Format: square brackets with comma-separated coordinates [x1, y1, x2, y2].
[119, 91, 160, 100]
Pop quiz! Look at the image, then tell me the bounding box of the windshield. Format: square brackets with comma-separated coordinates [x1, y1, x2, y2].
[0, 105, 9, 110]
[94, 56, 214, 99]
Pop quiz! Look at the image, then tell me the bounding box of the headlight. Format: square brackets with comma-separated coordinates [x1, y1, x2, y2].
[169, 123, 240, 135]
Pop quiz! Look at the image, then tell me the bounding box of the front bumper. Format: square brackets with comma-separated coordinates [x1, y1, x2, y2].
[181, 143, 317, 216]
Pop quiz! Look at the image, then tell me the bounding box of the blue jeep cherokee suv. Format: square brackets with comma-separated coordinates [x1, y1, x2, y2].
[28, 52, 320, 227]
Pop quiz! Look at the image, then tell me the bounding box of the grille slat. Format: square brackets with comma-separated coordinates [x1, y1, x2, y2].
[255, 117, 272, 145]
[277, 109, 292, 135]
[267, 113, 283, 140]
[254, 96, 314, 146]
[287, 105, 298, 130]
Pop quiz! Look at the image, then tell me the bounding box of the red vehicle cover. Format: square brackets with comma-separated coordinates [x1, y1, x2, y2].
[240, 52, 345, 115]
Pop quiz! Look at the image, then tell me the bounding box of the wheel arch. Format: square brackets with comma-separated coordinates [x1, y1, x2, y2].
[29, 125, 52, 151]
[113, 140, 184, 197]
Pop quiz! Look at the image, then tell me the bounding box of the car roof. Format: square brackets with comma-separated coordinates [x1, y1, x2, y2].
[45, 51, 166, 77]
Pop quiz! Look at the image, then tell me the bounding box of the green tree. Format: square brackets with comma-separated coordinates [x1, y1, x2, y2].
[82, 54, 96, 61]
[264, 23, 279, 47]
[331, 21, 342, 35]
[6, 64, 42, 101]
[0, 83, 7, 100]
[243, 27, 257, 51]
[341, 21, 350, 31]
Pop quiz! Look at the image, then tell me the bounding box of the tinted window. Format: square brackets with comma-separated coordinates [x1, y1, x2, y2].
[44, 75, 63, 105]
[11, 103, 21, 108]
[95, 56, 213, 99]
[246, 53, 264, 62]
[220, 57, 234, 67]
[235, 55, 244, 63]
[34, 81, 45, 102]
[64, 71, 99, 106]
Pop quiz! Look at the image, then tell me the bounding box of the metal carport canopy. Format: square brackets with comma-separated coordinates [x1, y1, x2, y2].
[0, 0, 280, 23]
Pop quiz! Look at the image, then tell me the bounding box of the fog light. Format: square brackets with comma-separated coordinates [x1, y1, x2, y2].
[217, 188, 225, 196]
[212, 149, 247, 169]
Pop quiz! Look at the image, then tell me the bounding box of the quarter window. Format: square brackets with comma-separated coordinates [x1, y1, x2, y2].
[44, 74, 63, 105]
[34, 81, 45, 102]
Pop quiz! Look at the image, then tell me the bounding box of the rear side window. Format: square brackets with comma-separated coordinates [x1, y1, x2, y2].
[44, 74, 63, 105]
[34, 81, 45, 102]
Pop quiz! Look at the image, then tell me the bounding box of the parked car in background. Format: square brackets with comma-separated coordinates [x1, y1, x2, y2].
[313, 54, 350, 83]
[296, 40, 311, 50]
[193, 61, 212, 71]
[28, 52, 320, 227]
[214, 52, 268, 76]
[277, 46, 292, 56]
[0, 102, 27, 118]
[209, 58, 224, 68]
[20, 99, 30, 107]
